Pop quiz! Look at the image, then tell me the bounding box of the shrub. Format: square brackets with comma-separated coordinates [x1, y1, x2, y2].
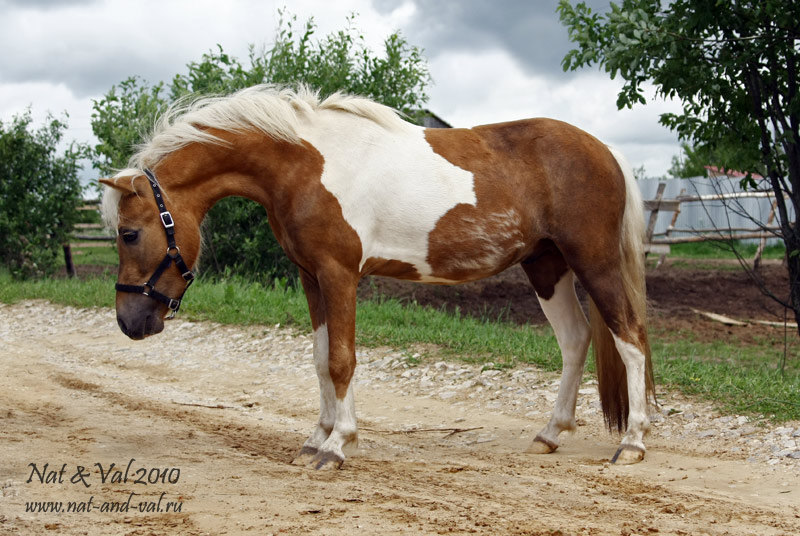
[0, 111, 85, 278]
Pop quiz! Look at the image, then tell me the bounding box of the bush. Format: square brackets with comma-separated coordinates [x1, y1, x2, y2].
[0, 111, 85, 278]
[199, 197, 296, 282]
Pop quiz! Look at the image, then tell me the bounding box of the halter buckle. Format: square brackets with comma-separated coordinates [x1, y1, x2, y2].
[115, 169, 193, 320]
[160, 211, 175, 229]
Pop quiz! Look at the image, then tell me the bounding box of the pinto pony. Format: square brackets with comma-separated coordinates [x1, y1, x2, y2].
[100, 86, 655, 469]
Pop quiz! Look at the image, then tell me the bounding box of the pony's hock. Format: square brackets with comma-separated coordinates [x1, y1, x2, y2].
[101, 85, 655, 469]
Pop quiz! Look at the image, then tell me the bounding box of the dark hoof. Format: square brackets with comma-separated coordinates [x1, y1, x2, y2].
[311, 450, 345, 470]
[611, 444, 645, 465]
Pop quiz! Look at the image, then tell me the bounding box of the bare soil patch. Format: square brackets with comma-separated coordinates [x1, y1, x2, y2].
[358, 260, 793, 345]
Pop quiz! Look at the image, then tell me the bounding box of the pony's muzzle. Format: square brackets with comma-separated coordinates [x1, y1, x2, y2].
[116, 296, 165, 340]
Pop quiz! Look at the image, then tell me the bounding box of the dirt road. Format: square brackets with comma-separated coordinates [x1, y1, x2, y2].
[1, 301, 798, 535]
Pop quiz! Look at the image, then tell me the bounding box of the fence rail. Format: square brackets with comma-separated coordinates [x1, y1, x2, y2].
[643, 182, 783, 268]
[63, 199, 114, 277]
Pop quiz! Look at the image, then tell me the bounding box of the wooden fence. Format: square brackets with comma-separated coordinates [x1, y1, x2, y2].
[643, 182, 782, 268]
[63, 199, 114, 277]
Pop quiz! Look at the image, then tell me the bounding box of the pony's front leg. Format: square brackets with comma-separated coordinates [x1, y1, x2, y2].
[292, 269, 358, 470]
[292, 323, 340, 464]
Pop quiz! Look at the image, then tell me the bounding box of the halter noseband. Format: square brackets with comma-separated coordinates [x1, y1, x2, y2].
[114, 169, 195, 319]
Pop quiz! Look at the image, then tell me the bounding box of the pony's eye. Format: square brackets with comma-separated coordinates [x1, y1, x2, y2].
[120, 230, 139, 244]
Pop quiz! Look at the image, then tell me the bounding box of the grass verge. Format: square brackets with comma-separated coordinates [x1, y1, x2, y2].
[667, 240, 785, 260]
[1, 270, 798, 421]
[652, 333, 799, 421]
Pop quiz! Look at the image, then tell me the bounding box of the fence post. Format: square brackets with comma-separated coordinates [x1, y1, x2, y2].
[62, 244, 76, 278]
[644, 183, 666, 245]
[656, 188, 686, 268]
[753, 200, 778, 270]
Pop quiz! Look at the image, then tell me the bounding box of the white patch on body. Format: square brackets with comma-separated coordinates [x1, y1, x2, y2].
[297, 114, 477, 277]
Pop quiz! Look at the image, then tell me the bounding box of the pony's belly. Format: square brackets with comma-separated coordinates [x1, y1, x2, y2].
[362, 205, 528, 284]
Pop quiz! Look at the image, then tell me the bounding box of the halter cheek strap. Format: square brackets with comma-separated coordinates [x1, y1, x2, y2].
[114, 169, 195, 319]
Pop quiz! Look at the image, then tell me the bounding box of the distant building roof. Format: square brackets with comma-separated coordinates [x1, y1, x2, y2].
[704, 165, 763, 179]
[420, 110, 452, 129]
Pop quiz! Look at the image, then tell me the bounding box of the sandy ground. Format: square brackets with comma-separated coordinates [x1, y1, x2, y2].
[1, 300, 799, 536]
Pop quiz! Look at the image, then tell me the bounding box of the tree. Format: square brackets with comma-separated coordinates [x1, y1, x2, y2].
[668, 142, 733, 179]
[0, 111, 85, 278]
[668, 140, 762, 178]
[668, 143, 708, 178]
[92, 11, 431, 282]
[559, 0, 800, 333]
[91, 76, 167, 177]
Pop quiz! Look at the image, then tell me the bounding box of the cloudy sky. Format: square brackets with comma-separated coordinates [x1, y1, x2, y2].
[1, 0, 684, 180]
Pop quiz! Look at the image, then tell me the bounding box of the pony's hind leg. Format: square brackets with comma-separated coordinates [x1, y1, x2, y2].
[521, 253, 591, 454]
[583, 268, 653, 465]
[610, 332, 650, 464]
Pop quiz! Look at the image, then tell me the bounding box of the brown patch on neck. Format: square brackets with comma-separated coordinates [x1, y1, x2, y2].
[153, 130, 364, 275]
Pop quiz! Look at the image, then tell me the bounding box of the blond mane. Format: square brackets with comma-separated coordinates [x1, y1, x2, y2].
[127, 85, 408, 170]
[102, 86, 409, 230]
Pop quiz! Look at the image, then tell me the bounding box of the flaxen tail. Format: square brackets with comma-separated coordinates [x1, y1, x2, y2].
[591, 147, 655, 433]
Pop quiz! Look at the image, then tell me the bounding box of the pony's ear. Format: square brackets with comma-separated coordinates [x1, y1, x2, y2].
[99, 177, 137, 194]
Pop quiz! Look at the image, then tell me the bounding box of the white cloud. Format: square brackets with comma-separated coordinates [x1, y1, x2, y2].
[0, 81, 94, 144]
[0, 0, 410, 149]
[0, 0, 684, 178]
[1, 0, 407, 94]
[427, 49, 682, 175]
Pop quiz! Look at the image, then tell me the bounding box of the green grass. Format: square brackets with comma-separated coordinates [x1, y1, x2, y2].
[353, 296, 561, 370]
[69, 245, 119, 266]
[0, 272, 114, 308]
[2, 270, 798, 422]
[667, 240, 785, 260]
[652, 330, 799, 420]
[180, 277, 311, 328]
[656, 353, 799, 420]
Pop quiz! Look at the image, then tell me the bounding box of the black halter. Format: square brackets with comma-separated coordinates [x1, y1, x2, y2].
[114, 169, 195, 319]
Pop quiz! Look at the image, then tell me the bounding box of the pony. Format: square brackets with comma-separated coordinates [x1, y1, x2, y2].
[100, 85, 655, 470]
